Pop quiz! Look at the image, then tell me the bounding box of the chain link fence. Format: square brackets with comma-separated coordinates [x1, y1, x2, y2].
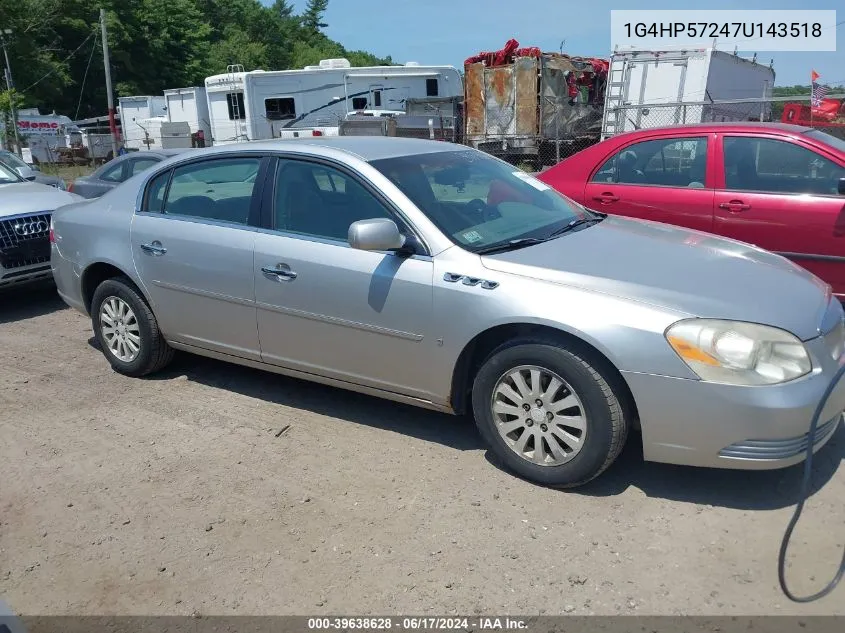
[458, 94, 845, 171]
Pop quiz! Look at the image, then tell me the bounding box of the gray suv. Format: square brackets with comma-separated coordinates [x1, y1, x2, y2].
[0, 161, 81, 289]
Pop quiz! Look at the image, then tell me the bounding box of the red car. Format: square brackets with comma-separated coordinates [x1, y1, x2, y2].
[538, 123, 845, 297]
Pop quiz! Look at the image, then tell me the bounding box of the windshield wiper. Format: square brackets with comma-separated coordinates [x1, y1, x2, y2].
[475, 238, 547, 255]
[545, 215, 604, 239]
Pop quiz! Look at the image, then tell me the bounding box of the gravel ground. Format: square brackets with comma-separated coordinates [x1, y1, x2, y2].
[1, 282, 843, 616]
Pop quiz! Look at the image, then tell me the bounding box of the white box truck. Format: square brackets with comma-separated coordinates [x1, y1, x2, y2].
[118, 95, 167, 150]
[164, 87, 211, 147]
[204, 58, 463, 145]
[601, 46, 776, 139]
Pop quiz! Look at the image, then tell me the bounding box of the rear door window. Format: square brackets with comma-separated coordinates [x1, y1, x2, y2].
[99, 162, 126, 183]
[722, 136, 845, 196]
[143, 157, 261, 225]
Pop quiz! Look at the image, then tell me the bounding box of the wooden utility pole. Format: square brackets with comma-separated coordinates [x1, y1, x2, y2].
[100, 8, 119, 157]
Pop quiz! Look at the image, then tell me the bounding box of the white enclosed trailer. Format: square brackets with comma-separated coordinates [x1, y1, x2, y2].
[204, 59, 463, 145]
[118, 95, 167, 150]
[164, 87, 211, 146]
[601, 47, 776, 139]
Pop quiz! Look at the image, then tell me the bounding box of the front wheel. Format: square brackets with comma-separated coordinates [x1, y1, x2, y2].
[91, 277, 174, 377]
[471, 340, 629, 488]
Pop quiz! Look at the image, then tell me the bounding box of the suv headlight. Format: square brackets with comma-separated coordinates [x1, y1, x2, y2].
[665, 319, 812, 385]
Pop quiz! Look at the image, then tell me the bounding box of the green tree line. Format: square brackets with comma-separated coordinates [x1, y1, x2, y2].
[0, 0, 393, 120]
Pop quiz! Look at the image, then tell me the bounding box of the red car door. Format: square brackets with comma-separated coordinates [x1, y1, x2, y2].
[712, 132, 845, 297]
[582, 133, 716, 233]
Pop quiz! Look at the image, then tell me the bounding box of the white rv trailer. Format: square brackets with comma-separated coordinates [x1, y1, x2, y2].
[117, 95, 167, 150]
[1, 108, 77, 164]
[204, 59, 463, 145]
[601, 46, 776, 139]
[164, 87, 212, 146]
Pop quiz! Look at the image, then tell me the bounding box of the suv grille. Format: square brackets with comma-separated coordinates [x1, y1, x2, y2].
[0, 212, 52, 271]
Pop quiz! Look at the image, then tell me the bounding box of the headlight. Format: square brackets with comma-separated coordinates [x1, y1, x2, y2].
[665, 319, 812, 385]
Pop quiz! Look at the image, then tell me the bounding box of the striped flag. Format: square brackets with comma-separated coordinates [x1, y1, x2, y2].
[811, 82, 828, 107]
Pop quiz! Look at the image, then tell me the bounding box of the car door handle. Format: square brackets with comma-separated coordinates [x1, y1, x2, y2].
[140, 242, 167, 256]
[261, 265, 298, 281]
[592, 192, 620, 204]
[718, 200, 751, 212]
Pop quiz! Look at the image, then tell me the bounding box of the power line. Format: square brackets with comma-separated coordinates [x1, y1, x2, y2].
[21, 29, 97, 93]
[74, 29, 99, 120]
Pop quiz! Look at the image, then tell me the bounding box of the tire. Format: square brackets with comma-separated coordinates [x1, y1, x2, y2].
[91, 277, 174, 377]
[471, 339, 629, 488]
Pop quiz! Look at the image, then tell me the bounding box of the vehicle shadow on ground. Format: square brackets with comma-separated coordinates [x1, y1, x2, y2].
[92, 344, 844, 510]
[88, 346, 485, 452]
[0, 281, 66, 324]
[567, 424, 845, 510]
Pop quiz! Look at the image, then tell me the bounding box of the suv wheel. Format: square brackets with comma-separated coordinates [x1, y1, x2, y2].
[471, 339, 629, 488]
[91, 277, 174, 377]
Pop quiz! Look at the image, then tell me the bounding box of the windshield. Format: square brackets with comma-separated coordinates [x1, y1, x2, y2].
[0, 161, 23, 184]
[805, 129, 845, 154]
[370, 149, 590, 252]
[0, 150, 29, 171]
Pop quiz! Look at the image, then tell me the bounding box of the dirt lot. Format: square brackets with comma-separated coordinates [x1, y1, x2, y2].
[1, 282, 843, 616]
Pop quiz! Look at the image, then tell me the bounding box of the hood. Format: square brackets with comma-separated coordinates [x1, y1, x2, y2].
[33, 173, 66, 189]
[480, 215, 832, 341]
[0, 182, 82, 217]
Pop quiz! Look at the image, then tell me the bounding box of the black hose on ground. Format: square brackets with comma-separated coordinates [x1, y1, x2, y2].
[778, 362, 845, 602]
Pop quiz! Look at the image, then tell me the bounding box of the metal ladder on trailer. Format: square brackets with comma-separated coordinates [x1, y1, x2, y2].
[601, 57, 629, 140]
[227, 64, 246, 141]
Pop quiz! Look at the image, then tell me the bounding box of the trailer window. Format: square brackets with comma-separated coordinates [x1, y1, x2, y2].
[351, 97, 368, 110]
[226, 92, 246, 120]
[265, 98, 296, 121]
[373, 91, 382, 107]
[426, 79, 439, 97]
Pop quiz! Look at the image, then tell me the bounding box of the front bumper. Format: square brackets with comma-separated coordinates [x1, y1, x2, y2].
[1, 212, 53, 288]
[623, 325, 845, 470]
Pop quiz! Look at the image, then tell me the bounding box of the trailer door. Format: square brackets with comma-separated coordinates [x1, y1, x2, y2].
[623, 57, 689, 130]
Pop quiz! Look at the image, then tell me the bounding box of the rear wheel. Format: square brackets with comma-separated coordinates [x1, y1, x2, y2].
[471, 340, 629, 488]
[91, 278, 174, 377]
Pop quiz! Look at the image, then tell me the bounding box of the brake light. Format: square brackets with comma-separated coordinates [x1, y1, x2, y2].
[67, 181, 73, 192]
[312, 130, 323, 136]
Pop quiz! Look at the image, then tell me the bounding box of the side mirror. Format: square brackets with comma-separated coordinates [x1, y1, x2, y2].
[839, 177, 845, 196]
[348, 218, 407, 252]
[24, 175, 37, 181]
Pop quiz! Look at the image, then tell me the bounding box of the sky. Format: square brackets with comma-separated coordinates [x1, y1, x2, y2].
[268, 0, 843, 87]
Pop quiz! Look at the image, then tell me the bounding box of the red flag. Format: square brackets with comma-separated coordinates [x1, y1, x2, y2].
[811, 70, 820, 82]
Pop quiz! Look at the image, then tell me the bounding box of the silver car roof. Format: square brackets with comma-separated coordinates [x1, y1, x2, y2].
[189, 137, 463, 163]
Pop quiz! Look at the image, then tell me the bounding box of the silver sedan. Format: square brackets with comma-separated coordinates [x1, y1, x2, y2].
[50, 137, 845, 487]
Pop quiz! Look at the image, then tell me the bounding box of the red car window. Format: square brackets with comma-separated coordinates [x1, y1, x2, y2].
[722, 136, 845, 196]
[591, 137, 709, 189]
